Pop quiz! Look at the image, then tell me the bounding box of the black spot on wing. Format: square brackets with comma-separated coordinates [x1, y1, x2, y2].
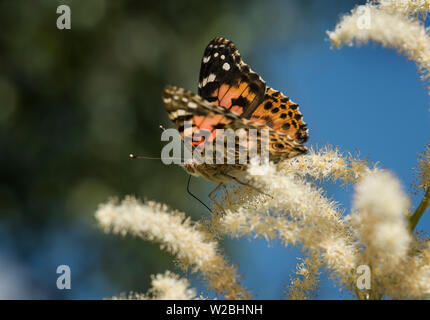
[282, 123, 291, 130]
[213, 123, 226, 129]
[231, 96, 249, 107]
[206, 96, 218, 103]
[264, 102, 272, 110]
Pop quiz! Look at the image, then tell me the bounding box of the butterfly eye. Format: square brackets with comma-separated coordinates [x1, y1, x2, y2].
[275, 143, 285, 149]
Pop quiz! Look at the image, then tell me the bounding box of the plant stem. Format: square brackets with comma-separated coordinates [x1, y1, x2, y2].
[409, 187, 430, 232]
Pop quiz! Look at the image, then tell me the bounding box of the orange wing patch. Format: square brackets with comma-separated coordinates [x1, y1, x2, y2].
[208, 82, 258, 116]
[249, 87, 308, 144]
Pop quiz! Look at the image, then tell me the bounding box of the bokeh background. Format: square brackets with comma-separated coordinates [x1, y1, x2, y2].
[0, 0, 429, 299]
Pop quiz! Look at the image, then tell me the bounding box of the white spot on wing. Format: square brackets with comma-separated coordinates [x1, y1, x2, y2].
[207, 74, 216, 82]
[188, 102, 197, 109]
[171, 109, 189, 119]
[202, 74, 216, 87]
[222, 63, 230, 71]
[203, 56, 210, 63]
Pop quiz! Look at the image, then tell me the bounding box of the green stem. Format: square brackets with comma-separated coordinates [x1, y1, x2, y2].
[409, 187, 430, 232]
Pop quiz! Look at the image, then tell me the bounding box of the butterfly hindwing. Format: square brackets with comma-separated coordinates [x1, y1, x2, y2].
[249, 87, 309, 144]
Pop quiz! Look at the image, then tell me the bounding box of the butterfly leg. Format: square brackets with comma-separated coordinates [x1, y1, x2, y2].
[225, 175, 273, 199]
[208, 183, 226, 214]
[187, 175, 212, 213]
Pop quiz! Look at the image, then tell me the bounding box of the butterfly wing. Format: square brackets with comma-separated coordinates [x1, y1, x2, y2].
[249, 87, 309, 144]
[162, 86, 306, 162]
[162, 37, 308, 167]
[163, 85, 237, 147]
[198, 37, 308, 144]
[198, 37, 266, 118]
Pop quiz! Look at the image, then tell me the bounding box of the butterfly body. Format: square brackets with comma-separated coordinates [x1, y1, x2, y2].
[162, 38, 308, 184]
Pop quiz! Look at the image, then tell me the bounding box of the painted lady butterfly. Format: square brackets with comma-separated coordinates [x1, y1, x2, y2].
[162, 37, 308, 185]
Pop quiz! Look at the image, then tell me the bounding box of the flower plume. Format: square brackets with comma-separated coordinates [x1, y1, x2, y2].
[350, 171, 411, 266]
[112, 271, 197, 300]
[96, 196, 251, 299]
[328, 2, 430, 85]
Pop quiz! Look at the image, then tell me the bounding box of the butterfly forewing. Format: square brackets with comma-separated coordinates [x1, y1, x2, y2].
[198, 37, 266, 118]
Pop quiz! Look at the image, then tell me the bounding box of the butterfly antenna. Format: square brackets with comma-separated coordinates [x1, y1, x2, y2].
[129, 154, 162, 160]
[129, 153, 183, 161]
[187, 175, 212, 213]
[129, 125, 168, 160]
